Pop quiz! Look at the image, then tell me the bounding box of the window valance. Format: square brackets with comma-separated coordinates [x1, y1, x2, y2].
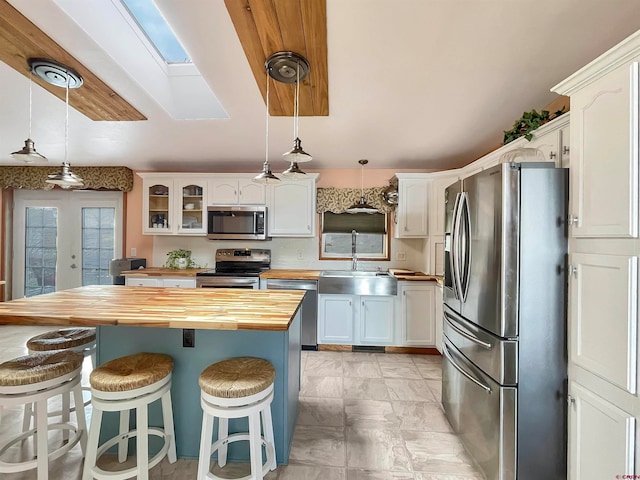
[316, 187, 395, 214]
[0, 166, 134, 191]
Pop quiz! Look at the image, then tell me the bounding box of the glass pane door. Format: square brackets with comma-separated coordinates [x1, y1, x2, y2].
[24, 207, 58, 297]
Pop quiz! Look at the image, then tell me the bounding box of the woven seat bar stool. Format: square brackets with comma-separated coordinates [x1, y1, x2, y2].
[82, 352, 177, 480]
[0, 350, 87, 480]
[23, 327, 96, 438]
[197, 357, 277, 480]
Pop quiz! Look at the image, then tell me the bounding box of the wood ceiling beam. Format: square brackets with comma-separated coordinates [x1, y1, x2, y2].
[0, 0, 145, 121]
[225, 0, 329, 117]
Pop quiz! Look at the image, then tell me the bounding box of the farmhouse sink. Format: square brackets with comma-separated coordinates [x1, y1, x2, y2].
[318, 270, 398, 296]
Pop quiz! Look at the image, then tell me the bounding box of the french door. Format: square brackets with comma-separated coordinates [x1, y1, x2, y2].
[13, 190, 123, 298]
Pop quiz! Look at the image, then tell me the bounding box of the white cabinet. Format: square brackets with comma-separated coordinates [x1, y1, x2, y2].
[527, 117, 570, 168]
[125, 277, 196, 288]
[395, 174, 429, 238]
[125, 277, 160, 287]
[434, 285, 443, 353]
[569, 252, 638, 393]
[267, 175, 318, 237]
[568, 382, 635, 480]
[560, 61, 639, 238]
[429, 173, 458, 238]
[359, 296, 394, 345]
[318, 295, 354, 344]
[396, 282, 436, 346]
[208, 176, 265, 205]
[560, 124, 570, 169]
[318, 294, 394, 345]
[139, 173, 206, 235]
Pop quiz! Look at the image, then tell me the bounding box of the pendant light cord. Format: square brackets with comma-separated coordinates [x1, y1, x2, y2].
[28, 70, 33, 139]
[294, 61, 300, 139]
[65, 73, 69, 163]
[361, 163, 364, 197]
[264, 68, 270, 168]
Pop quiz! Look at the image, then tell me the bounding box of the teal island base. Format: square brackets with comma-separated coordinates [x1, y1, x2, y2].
[95, 310, 301, 464]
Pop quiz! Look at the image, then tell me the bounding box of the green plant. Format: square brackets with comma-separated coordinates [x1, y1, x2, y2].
[164, 249, 199, 269]
[503, 107, 566, 144]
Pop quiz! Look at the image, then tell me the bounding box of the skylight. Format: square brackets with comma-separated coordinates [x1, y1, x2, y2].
[120, 0, 191, 64]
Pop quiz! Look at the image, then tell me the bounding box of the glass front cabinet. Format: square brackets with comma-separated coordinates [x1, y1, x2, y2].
[140, 174, 207, 235]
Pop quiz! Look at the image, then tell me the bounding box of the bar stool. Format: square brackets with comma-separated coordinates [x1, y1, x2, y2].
[197, 357, 277, 480]
[23, 327, 96, 434]
[82, 352, 177, 480]
[0, 350, 87, 480]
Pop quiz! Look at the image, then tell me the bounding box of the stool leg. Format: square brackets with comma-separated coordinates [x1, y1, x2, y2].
[261, 406, 276, 471]
[161, 390, 177, 463]
[248, 412, 262, 480]
[118, 409, 130, 463]
[83, 405, 103, 480]
[62, 392, 71, 443]
[197, 411, 214, 480]
[36, 397, 49, 480]
[21, 402, 33, 444]
[217, 417, 228, 468]
[136, 403, 149, 480]
[72, 383, 88, 455]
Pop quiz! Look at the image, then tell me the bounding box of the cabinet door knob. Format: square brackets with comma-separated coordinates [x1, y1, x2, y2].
[549, 151, 557, 160]
[568, 214, 579, 226]
[567, 395, 575, 406]
[568, 265, 578, 277]
[563, 146, 570, 155]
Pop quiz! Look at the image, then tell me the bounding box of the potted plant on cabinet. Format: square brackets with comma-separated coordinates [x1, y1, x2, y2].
[164, 249, 197, 269]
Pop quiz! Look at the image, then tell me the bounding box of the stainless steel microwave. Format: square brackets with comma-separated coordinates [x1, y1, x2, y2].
[207, 205, 269, 240]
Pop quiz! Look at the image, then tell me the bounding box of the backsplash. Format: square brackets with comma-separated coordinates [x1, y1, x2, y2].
[152, 236, 429, 272]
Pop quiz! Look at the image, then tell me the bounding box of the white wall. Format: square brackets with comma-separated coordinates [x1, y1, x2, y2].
[152, 235, 427, 272]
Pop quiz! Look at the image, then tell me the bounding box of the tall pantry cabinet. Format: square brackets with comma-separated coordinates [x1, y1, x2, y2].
[552, 30, 640, 479]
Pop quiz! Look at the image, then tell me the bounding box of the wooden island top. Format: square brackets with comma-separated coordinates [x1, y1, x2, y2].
[0, 285, 305, 331]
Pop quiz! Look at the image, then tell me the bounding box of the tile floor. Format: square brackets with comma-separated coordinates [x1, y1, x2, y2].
[0, 325, 483, 479]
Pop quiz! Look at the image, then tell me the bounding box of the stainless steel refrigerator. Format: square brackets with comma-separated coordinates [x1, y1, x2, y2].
[442, 162, 568, 480]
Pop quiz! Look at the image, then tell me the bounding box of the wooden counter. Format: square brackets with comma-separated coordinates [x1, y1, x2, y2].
[121, 267, 209, 277]
[0, 285, 305, 331]
[390, 268, 443, 284]
[260, 269, 321, 280]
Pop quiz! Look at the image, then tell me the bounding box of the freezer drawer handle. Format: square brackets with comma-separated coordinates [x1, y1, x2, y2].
[443, 344, 492, 394]
[444, 313, 492, 350]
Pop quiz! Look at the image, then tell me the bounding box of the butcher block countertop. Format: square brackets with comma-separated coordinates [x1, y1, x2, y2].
[260, 269, 321, 281]
[0, 285, 305, 331]
[121, 267, 209, 277]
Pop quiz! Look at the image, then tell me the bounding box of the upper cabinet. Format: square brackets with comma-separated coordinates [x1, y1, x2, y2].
[267, 174, 318, 237]
[553, 55, 639, 239]
[395, 174, 430, 238]
[139, 173, 207, 235]
[208, 176, 265, 205]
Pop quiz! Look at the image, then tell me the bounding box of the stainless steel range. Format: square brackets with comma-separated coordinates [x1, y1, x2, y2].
[196, 248, 270, 289]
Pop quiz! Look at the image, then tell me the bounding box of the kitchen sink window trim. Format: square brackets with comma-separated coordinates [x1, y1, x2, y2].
[320, 212, 390, 260]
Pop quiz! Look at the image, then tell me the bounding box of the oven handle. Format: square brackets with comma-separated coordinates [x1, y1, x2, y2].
[443, 343, 492, 394]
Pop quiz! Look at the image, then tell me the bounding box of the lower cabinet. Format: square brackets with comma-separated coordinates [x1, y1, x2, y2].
[125, 277, 196, 288]
[434, 285, 443, 353]
[396, 282, 436, 347]
[568, 382, 636, 480]
[318, 294, 394, 345]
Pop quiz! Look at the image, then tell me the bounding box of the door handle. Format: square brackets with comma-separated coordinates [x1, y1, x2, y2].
[444, 312, 492, 349]
[443, 344, 491, 394]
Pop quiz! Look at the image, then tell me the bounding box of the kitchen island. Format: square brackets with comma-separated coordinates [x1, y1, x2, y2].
[0, 285, 305, 463]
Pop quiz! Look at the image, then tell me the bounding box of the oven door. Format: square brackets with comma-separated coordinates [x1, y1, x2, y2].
[196, 277, 259, 289]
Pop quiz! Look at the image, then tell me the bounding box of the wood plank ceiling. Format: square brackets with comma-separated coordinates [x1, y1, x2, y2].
[0, 0, 145, 121]
[225, 0, 329, 116]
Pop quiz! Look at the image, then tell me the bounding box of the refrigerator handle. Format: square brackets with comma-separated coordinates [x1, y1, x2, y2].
[452, 192, 465, 301]
[459, 192, 471, 301]
[444, 311, 492, 350]
[443, 344, 492, 394]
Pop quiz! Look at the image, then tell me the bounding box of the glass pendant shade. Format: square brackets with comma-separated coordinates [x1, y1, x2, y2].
[11, 70, 47, 163]
[253, 161, 280, 184]
[346, 159, 378, 214]
[11, 138, 47, 163]
[282, 137, 312, 164]
[282, 161, 307, 179]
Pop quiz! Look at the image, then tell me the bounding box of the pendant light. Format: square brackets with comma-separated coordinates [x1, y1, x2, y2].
[11, 70, 47, 162]
[346, 159, 378, 214]
[37, 60, 84, 189]
[253, 67, 280, 184]
[281, 54, 311, 178]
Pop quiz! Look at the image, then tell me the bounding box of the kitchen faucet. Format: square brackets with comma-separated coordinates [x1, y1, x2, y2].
[351, 229, 358, 271]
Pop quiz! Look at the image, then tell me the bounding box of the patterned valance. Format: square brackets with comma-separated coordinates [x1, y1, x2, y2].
[316, 187, 395, 214]
[0, 166, 134, 191]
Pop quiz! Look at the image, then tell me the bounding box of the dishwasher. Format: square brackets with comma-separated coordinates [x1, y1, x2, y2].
[265, 279, 317, 350]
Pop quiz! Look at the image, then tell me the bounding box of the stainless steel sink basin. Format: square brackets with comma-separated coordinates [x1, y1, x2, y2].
[318, 270, 397, 296]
